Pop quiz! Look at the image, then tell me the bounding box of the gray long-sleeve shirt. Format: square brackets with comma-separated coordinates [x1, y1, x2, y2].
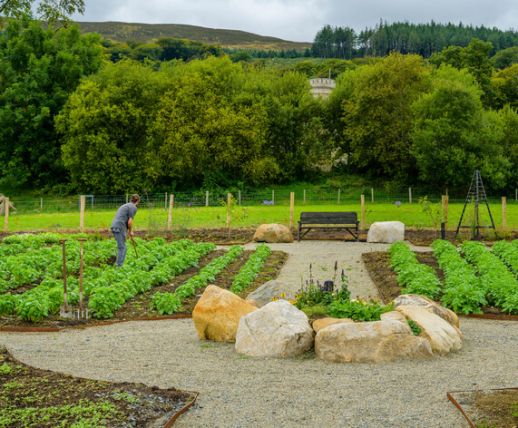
[111, 202, 138, 232]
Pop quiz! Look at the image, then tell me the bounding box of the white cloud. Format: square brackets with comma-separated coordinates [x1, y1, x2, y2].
[74, 0, 518, 42]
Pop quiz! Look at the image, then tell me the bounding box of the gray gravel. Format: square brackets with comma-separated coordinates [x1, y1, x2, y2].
[1, 241, 517, 427]
[1, 318, 516, 427]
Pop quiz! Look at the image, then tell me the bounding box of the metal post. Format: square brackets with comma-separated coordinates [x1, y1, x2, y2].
[337, 189, 341, 204]
[164, 192, 168, 210]
[272, 190, 275, 205]
[303, 189, 306, 205]
[408, 187, 412, 204]
[40, 197, 43, 211]
[205, 191, 209, 207]
[371, 188, 374, 203]
[238, 190, 241, 206]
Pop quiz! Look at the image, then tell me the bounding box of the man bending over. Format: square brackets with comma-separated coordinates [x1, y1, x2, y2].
[111, 194, 140, 266]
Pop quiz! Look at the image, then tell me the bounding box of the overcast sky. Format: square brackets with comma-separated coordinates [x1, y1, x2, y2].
[73, 0, 518, 42]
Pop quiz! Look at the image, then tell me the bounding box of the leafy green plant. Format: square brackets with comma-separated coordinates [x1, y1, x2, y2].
[230, 244, 271, 293]
[151, 292, 182, 315]
[407, 319, 422, 336]
[432, 240, 486, 314]
[389, 241, 441, 298]
[328, 300, 394, 321]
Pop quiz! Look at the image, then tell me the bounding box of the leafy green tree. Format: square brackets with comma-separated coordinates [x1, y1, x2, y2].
[0, 0, 84, 21]
[496, 105, 518, 188]
[56, 61, 168, 193]
[334, 53, 431, 179]
[492, 46, 518, 69]
[491, 64, 518, 109]
[0, 20, 102, 189]
[146, 57, 272, 189]
[430, 39, 494, 104]
[411, 66, 510, 190]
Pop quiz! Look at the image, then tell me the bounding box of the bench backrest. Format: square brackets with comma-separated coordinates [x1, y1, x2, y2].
[299, 211, 358, 224]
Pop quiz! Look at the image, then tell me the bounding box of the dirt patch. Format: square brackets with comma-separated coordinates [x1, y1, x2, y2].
[362, 252, 400, 304]
[448, 388, 518, 428]
[0, 347, 195, 428]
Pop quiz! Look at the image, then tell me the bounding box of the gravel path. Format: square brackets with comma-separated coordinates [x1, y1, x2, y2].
[1, 241, 517, 427]
[243, 241, 391, 299]
[1, 318, 517, 427]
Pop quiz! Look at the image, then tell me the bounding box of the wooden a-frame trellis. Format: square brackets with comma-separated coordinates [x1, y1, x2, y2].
[455, 170, 496, 239]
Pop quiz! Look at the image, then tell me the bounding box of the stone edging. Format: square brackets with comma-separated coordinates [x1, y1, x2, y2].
[0, 313, 192, 333]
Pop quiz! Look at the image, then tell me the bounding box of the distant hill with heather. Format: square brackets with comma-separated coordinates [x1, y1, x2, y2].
[76, 21, 311, 50]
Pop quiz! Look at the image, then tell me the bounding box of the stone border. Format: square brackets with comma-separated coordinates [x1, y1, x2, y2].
[447, 387, 518, 428]
[163, 391, 199, 428]
[0, 313, 192, 333]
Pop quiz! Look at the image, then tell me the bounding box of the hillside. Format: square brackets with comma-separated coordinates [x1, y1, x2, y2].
[76, 21, 311, 50]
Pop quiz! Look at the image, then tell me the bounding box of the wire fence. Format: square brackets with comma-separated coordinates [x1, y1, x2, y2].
[2, 188, 517, 232]
[6, 188, 518, 214]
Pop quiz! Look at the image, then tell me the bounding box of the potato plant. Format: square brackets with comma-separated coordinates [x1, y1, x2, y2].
[230, 244, 271, 293]
[389, 242, 441, 299]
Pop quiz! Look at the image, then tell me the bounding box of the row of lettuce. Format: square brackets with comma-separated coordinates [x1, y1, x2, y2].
[0, 234, 272, 322]
[389, 240, 518, 314]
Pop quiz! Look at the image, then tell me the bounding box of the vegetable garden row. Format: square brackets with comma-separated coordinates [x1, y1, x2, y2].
[389, 239, 518, 314]
[0, 233, 272, 323]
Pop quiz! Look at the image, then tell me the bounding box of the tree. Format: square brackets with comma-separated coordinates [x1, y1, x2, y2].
[411, 66, 510, 191]
[0, 20, 102, 190]
[491, 64, 518, 110]
[0, 0, 84, 22]
[56, 61, 168, 193]
[492, 46, 518, 69]
[146, 57, 272, 189]
[333, 53, 431, 179]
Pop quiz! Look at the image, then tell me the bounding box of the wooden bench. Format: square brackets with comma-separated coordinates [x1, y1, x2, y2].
[298, 212, 359, 241]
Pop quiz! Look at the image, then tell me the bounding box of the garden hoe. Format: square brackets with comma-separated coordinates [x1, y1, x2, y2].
[130, 234, 139, 258]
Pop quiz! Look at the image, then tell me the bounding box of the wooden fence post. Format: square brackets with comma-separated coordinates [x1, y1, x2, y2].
[205, 191, 209, 207]
[360, 194, 366, 231]
[3, 197, 9, 232]
[167, 194, 174, 231]
[79, 195, 86, 232]
[408, 187, 412, 204]
[226, 193, 232, 231]
[40, 197, 43, 211]
[502, 196, 507, 231]
[289, 192, 295, 229]
[238, 190, 241, 206]
[442, 195, 449, 227]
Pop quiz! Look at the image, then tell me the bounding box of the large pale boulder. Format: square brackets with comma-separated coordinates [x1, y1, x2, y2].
[367, 221, 405, 243]
[315, 319, 432, 363]
[312, 317, 354, 333]
[394, 294, 459, 328]
[193, 285, 257, 342]
[380, 311, 408, 324]
[246, 280, 285, 307]
[235, 300, 314, 358]
[253, 224, 293, 243]
[396, 305, 462, 354]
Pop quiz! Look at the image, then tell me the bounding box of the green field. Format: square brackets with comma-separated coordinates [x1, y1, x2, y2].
[4, 202, 517, 232]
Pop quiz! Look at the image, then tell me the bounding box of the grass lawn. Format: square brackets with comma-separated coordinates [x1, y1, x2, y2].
[4, 201, 517, 232]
